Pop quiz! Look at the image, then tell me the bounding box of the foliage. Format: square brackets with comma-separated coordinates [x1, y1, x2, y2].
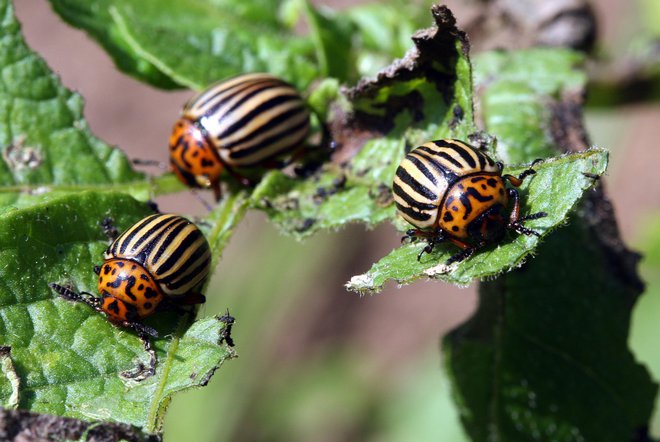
[0, 0, 654, 440]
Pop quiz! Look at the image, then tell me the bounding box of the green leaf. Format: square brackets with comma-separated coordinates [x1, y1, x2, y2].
[445, 218, 657, 441]
[253, 5, 475, 238]
[473, 49, 587, 163]
[301, 1, 356, 82]
[347, 149, 608, 292]
[0, 192, 235, 432]
[347, 48, 598, 293]
[46, 1, 179, 90]
[344, 0, 430, 77]
[48, 0, 320, 90]
[0, 1, 246, 433]
[439, 47, 656, 441]
[0, 0, 167, 209]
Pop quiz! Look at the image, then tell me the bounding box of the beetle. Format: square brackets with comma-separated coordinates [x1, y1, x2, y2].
[392, 139, 547, 264]
[169, 72, 311, 201]
[49, 213, 212, 380]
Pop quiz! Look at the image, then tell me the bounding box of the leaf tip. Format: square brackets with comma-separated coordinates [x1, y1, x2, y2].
[345, 273, 377, 295]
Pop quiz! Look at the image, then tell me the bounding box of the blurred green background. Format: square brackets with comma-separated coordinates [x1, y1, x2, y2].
[14, 1, 660, 440]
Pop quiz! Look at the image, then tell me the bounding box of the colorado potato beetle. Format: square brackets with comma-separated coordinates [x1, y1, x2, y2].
[393, 139, 547, 264]
[169, 73, 311, 201]
[49, 213, 212, 380]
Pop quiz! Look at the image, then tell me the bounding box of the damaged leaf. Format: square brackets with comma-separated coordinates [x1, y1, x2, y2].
[347, 149, 608, 292]
[0, 192, 235, 432]
[252, 5, 476, 238]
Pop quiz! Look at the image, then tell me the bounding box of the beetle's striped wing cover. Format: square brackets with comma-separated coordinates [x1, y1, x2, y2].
[184, 73, 310, 167]
[393, 140, 499, 229]
[105, 214, 212, 296]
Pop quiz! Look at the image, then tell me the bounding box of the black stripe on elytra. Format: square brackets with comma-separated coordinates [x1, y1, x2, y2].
[194, 77, 271, 111]
[223, 105, 306, 151]
[436, 151, 465, 170]
[395, 167, 437, 201]
[392, 182, 437, 211]
[476, 150, 487, 169]
[484, 153, 495, 167]
[216, 92, 299, 141]
[451, 144, 477, 168]
[156, 229, 204, 277]
[431, 140, 454, 149]
[405, 154, 438, 188]
[120, 215, 177, 257]
[151, 220, 189, 265]
[160, 242, 209, 284]
[416, 145, 463, 171]
[166, 254, 211, 290]
[220, 80, 286, 117]
[115, 214, 160, 255]
[414, 148, 459, 183]
[395, 203, 433, 222]
[229, 119, 309, 163]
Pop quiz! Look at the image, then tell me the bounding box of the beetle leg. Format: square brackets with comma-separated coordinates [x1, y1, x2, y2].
[509, 212, 547, 237]
[401, 228, 420, 244]
[518, 212, 548, 222]
[416, 230, 448, 261]
[507, 188, 522, 224]
[417, 241, 436, 261]
[446, 247, 475, 265]
[503, 158, 542, 187]
[49, 283, 104, 313]
[120, 328, 157, 381]
[506, 188, 546, 235]
[210, 179, 223, 202]
[402, 228, 438, 244]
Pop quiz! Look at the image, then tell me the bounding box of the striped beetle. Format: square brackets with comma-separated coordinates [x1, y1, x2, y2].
[50, 213, 212, 380]
[393, 139, 546, 264]
[169, 73, 311, 201]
